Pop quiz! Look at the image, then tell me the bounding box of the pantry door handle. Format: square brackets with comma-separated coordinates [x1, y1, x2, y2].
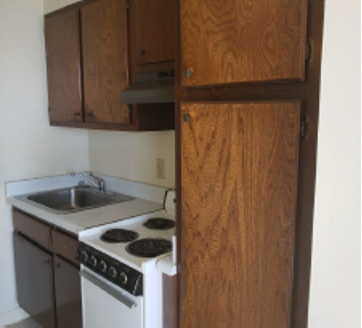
[80, 271, 137, 309]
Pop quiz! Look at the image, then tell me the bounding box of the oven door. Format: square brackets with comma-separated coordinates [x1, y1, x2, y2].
[81, 268, 143, 328]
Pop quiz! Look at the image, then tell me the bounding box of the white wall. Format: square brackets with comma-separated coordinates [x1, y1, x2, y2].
[308, 0, 361, 327]
[0, 0, 89, 318]
[44, 0, 81, 13]
[89, 131, 175, 188]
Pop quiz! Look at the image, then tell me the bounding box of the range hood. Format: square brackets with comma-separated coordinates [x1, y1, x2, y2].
[122, 70, 175, 105]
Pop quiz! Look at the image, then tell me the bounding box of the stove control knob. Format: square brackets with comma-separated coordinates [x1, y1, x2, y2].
[108, 267, 118, 279]
[80, 251, 89, 262]
[119, 272, 128, 285]
[98, 261, 107, 273]
[89, 256, 97, 267]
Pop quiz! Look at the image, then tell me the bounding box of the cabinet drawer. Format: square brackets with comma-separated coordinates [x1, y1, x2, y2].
[52, 230, 79, 266]
[13, 209, 52, 249]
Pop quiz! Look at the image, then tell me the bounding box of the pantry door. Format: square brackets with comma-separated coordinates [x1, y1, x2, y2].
[180, 101, 301, 328]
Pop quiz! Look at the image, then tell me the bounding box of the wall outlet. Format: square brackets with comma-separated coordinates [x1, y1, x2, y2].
[156, 158, 166, 180]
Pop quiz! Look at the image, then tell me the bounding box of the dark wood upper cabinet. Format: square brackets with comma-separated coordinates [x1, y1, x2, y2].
[44, 0, 175, 131]
[180, 0, 309, 87]
[14, 233, 56, 328]
[54, 256, 82, 328]
[45, 7, 83, 124]
[135, 0, 177, 65]
[81, 0, 130, 125]
[180, 101, 301, 328]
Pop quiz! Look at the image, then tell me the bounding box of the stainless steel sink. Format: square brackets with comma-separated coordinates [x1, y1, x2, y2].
[16, 186, 134, 214]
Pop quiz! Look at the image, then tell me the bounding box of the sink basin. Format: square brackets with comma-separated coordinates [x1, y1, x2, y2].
[17, 187, 134, 214]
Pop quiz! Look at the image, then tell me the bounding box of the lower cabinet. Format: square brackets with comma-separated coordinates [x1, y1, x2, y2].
[54, 256, 82, 328]
[13, 209, 82, 328]
[14, 233, 56, 328]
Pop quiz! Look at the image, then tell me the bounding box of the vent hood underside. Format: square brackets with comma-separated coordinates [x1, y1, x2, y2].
[122, 71, 175, 105]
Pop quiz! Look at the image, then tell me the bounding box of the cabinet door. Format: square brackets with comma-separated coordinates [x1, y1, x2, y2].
[54, 256, 82, 328]
[45, 8, 83, 123]
[135, 0, 177, 65]
[81, 0, 130, 125]
[181, 0, 309, 86]
[14, 233, 56, 328]
[180, 102, 301, 328]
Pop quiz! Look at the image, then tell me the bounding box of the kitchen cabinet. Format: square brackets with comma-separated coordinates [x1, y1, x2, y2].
[177, 0, 325, 326]
[13, 209, 82, 328]
[129, 0, 176, 76]
[14, 233, 56, 328]
[54, 256, 82, 328]
[180, 101, 301, 328]
[180, 0, 309, 87]
[44, 0, 174, 131]
[134, 0, 177, 66]
[45, 6, 83, 124]
[81, 0, 130, 125]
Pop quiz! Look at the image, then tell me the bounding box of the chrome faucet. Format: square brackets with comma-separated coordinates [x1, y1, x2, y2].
[71, 172, 106, 193]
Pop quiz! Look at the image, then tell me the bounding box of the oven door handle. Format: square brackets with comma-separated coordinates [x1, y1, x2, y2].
[80, 271, 137, 309]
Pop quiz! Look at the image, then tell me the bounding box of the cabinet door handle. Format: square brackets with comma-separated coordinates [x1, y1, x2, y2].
[54, 262, 61, 269]
[87, 112, 94, 118]
[73, 112, 81, 117]
[183, 69, 192, 78]
[183, 113, 191, 122]
[43, 259, 51, 265]
[138, 48, 145, 57]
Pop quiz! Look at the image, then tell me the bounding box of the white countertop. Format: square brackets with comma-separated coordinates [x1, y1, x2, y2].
[6, 174, 167, 235]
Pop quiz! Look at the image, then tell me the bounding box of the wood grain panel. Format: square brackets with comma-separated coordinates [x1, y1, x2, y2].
[14, 233, 56, 328]
[54, 256, 82, 328]
[180, 0, 308, 86]
[52, 230, 79, 266]
[135, 0, 177, 65]
[163, 275, 177, 328]
[45, 8, 83, 123]
[13, 209, 52, 249]
[81, 0, 130, 125]
[180, 102, 301, 328]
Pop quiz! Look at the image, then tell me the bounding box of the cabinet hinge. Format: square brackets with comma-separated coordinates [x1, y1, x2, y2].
[300, 119, 308, 140]
[306, 39, 312, 65]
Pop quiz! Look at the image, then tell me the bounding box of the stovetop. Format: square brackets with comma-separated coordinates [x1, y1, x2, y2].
[79, 209, 175, 271]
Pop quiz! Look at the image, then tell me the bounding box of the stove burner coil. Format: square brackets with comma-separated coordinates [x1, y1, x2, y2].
[100, 229, 139, 243]
[126, 238, 172, 258]
[143, 218, 175, 230]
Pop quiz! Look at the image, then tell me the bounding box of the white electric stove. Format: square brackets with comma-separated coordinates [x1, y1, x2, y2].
[78, 190, 176, 328]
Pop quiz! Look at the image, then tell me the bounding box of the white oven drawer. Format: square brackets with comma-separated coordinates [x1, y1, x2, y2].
[81, 270, 143, 328]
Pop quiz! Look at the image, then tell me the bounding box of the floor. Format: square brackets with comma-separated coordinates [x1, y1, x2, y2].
[1, 318, 40, 328]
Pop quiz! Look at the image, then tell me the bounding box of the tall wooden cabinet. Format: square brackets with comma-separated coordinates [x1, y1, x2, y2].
[177, 0, 326, 327]
[180, 0, 309, 86]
